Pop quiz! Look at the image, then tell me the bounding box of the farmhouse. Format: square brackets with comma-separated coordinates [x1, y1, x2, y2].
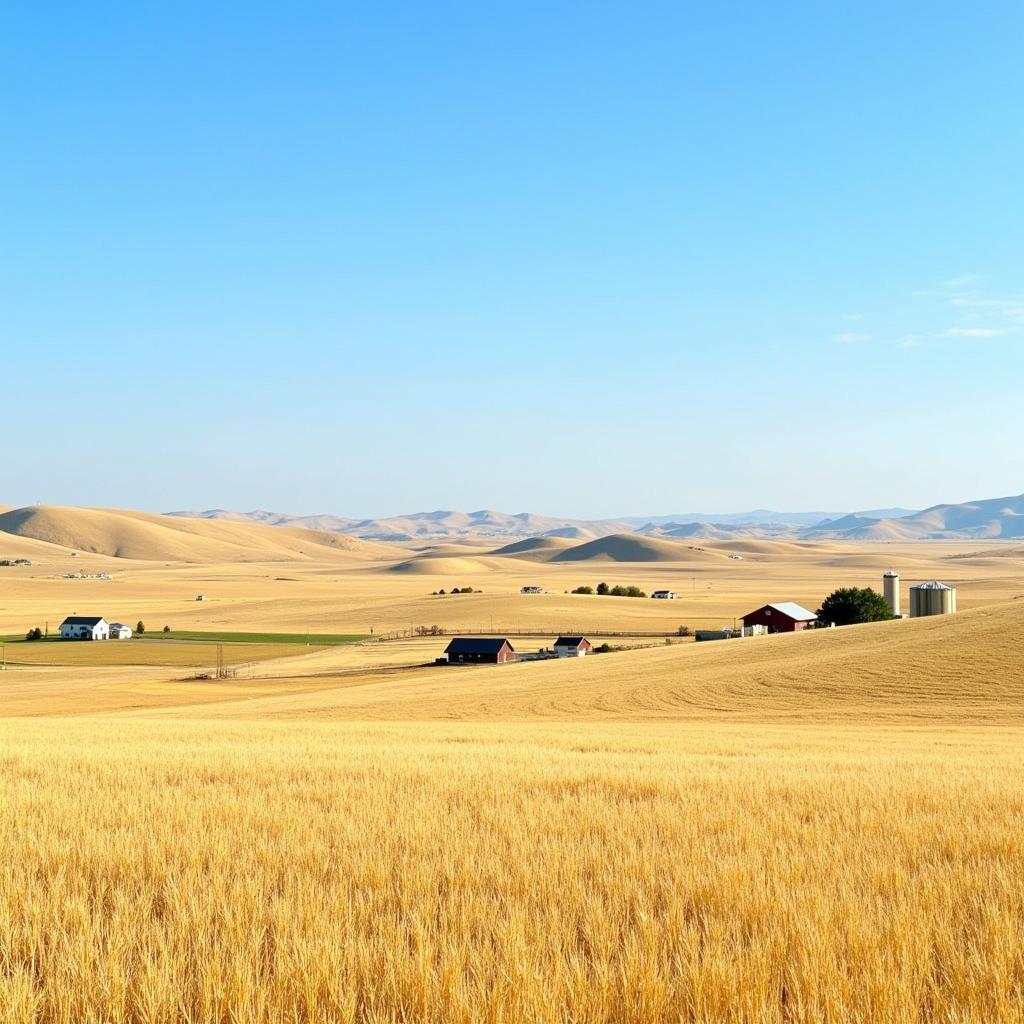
[444, 637, 516, 665]
[554, 636, 592, 657]
[60, 616, 110, 641]
[521, 586, 543, 594]
[741, 602, 817, 634]
[651, 590, 677, 600]
[109, 623, 133, 640]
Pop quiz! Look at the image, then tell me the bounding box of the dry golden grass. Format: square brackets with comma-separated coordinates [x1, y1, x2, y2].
[3, 514, 1024, 1021]
[3, 717, 1024, 1022]
[0, 639, 322, 668]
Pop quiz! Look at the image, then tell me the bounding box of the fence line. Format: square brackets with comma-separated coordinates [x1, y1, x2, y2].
[367, 622, 740, 643]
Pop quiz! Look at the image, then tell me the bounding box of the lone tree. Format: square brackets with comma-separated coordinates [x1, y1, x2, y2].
[136, 621, 146, 636]
[817, 587, 892, 626]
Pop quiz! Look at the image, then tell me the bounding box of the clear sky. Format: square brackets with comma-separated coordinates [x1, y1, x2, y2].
[3, 2, 1021, 518]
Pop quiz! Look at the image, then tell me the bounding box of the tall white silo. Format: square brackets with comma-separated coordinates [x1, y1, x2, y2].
[883, 571, 900, 617]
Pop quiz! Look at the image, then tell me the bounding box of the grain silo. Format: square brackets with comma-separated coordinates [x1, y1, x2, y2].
[909, 580, 957, 618]
[883, 571, 901, 617]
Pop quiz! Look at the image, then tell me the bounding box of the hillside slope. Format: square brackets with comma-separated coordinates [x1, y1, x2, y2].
[807, 493, 1024, 540]
[0, 506, 397, 563]
[551, 533, 726, 563]
[168, 600, 1024, 722]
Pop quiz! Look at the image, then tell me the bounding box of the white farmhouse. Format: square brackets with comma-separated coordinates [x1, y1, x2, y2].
[109, 623, 133, 640]
[553, 636, 593, 657]
[60, 616, 110, 640]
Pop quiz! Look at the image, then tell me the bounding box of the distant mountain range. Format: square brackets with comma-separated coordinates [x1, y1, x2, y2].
[168, 495, 1024, 543]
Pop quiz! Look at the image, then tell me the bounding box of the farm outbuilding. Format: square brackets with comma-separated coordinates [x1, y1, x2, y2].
[651, 590, 677, 600]
[60, 616, 110, 640]
[553, 636, 592, 657]
[741, 602, 817, 634]
[109, 623, 133, 640]
[444, 637, 516, 665]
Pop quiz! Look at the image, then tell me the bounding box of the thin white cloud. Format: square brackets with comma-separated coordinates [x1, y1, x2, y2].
[832, 278, 1021, 352]
[944, 274, 984, 289]
[945, 327, 1006, 338]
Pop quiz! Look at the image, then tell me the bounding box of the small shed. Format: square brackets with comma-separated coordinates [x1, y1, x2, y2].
[651, 590, 677, 600]
[60, 616, 110, 641]
[741, 602, 817, 634]
[109, 623, 133, 640]
[444, 637, 516, 664]
[554, 636, 592, 657]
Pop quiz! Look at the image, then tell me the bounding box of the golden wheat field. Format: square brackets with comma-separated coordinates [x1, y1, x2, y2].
[2, 507, 1024, 1022]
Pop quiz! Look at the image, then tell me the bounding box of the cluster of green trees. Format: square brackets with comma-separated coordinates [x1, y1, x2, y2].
[432, 587, 482, 596]
[571, 582, 647, 598]
[599, 582, 646, 598]
[25, 627, 43, 641]
[816, 587, 892, 626]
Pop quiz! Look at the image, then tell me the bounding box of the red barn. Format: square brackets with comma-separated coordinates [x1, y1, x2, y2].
[741, 602, 817, 633]
[444, 637, 517, 664]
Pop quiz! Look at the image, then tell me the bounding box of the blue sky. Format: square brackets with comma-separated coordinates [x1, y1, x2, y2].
[2, 2, 1021, 517]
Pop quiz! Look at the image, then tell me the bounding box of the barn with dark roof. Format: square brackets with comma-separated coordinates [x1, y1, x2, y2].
[59, 615, 110, 640]
[444, 637, 516, 664]
[554, 636, 592, 657]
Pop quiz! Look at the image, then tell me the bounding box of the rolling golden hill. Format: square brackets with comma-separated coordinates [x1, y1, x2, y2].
[551, 533, 727, 563]
[490, 536, 577, 558]
[0, 505, 398, 563]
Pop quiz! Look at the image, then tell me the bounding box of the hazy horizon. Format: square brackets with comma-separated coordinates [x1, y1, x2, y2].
[6, 491, 1020, 524]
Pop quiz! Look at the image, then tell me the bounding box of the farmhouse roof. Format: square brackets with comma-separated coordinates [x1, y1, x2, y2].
[444, 637, 514, 655]
[764, 602, 817, 621]
[554, 636, 589, 648]
[61, 616, 106, 627]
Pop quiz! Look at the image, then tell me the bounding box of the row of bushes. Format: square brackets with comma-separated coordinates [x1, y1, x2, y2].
[570, 582, 647, 598]
[431, 588, 483, 596]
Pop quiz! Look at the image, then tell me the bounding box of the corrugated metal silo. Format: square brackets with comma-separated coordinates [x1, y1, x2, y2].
[909, 580, 957, 617]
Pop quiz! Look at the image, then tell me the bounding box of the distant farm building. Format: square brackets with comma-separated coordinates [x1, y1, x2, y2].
[553, 636, 592, 657]
[741, 602, 817, 634]
[909, 580, 957, 618]
[60, 616, 109, 641]
[651, 590, 677, 600]
[521, 586, 543, 594]
[444, 637, 516, 665]
[196, 594, 207, 602]
[109, 623, 133, 640]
